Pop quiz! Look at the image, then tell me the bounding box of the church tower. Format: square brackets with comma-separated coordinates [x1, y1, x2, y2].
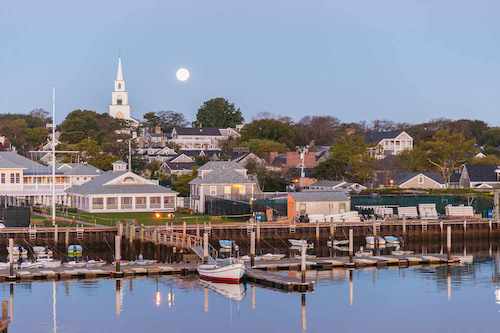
[109, 57, 132, 120]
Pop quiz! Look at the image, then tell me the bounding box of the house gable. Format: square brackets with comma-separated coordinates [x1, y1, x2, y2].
[103, 172, 153, 186]
[169, 154, 194, 163]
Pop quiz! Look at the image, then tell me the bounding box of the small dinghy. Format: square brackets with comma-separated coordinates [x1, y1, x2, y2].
[198, 259, 245, 284]
[355, 247, 373, 257]
[458, 255, 474, 264]
[327, 239, 349, 247]
[112, 260, 131, 267]
[219, 240, 239, 252]
[63, 261, 86, 268]
[384, 236, 400, 245]
[365, 236, 386, 246]
[392, 250, 414, 256]
[288, 239, 314, 249]
[86, 260, 106, 267]
[261, 253, 286, 261]
[8, 245, 28, 259]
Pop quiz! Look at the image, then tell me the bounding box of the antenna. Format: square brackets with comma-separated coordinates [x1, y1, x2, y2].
[51, 88, 56, 226]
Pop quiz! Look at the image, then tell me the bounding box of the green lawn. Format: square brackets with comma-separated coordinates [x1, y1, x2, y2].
[56, 210, 248, 226]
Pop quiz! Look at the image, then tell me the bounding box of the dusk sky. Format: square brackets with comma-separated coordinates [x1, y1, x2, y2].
[2, 0, 500, 125]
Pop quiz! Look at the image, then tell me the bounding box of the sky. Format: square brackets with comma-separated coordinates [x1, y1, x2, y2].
[2, 0, 500, 125]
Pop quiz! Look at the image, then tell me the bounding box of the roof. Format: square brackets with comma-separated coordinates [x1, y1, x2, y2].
[465, 164, 500, 182]
[198, 161, 244, 171]
[0, 151, 54, 175]
[189, 168, 257, 185]
[66, 171, 177, 195]
[289, 191, 349, 202]
[309, 180, 345, 188]
[394, 171, 445, 185]
[173, 127, 221, 136]
[164, 162, 196, 171]
[57, 163, 102, 176]
[365, 130, 406, 144]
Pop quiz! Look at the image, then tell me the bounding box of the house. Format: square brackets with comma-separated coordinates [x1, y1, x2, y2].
[189, 161, 260, 213]
[366, 130, 413, 159]
[305, 180, 367, 193]
[393, 171, 446, 189]
[268, 151, 318, 172]
[287, 191, 350, 221]
[231, 150, 265, 168]
[0, 151, 100, 206]
[169, 127, 240, 150]
[66, 161, 177, 213]
[181, 149, 222, 161]
[459, 164, 500, 189]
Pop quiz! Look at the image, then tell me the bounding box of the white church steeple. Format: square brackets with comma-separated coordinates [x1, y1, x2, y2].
[109, 57, 132, 121]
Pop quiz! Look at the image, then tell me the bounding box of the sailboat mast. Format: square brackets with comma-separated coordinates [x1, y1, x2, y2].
[52, 88, 56, 226]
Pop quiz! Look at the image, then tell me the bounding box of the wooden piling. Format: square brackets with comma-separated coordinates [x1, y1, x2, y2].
[203, 232, 209, 263]
[8, 238, 14, 278]
[139, 225, 144, 242]
[315, 222, 320, 241]
[65, 229, 69, 247]
[115, 235, 121, 273]
[196, 224, 200, 238]
[256, 222, 261, 242]
[250, 231, 256, 267]
[348, 229, 353, 262]
[463, 220, 467, 233]
[300, 244, 306, 283]
[330, 223, 335, 237]
[118, 223, 123, 238]
[447, 226, 451, 261]
[402, 219, 407, 237]
[54, 224, 58, 243]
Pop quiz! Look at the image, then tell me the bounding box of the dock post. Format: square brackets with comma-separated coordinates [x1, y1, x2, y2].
[140, 225, 145, 242]
[196, 224, 200, 238]
[447, 226, 452, 261]
[115, 235, 121, 273]
[203, 232, 209, 263]
[54, 224, 58, 243]
[463, 219, 467, 234]
[1, 300, 7, 322]
[250, 231, 256, 267]
[256, 222, 261, 242]
[300, 244, 306, 283]
[348, 229, 353, 262]
[315, 222, 320, 242]
[372, 222, 378, 250]
[8, 238, 14, 278]
[182, 222, 187, 241]
[489, 219, 493, 234]
[118, 223, 123, 238]
[402, 219, 407, 237]
[301, 293, 307, 332]
[330, 223, 335, 237]
[65, 229, 69, 247]
[129, 224, 135, 243]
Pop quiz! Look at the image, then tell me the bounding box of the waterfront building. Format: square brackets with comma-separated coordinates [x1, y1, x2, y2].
[392, 171, 446, 189]
[189, 161, 260, 213]
[0, 151, 101, 205]
[305, 180, 367, 193]
[169, 127, 240, 150]
[287, 191, 351, 220]
[66, 161, 177, 213]
[366, 130, 413, 159]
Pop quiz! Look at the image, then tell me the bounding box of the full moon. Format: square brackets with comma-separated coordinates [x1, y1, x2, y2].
[176, 68, 190, 82]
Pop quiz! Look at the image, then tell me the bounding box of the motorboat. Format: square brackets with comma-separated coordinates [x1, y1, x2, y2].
[260, 253, 286, 261]
[200, 280, 246, 301]
[355, 247, 373, 257]
[134, 259, 157, 266]
[112, 260, 132, 266]
[458, 255, 474, 264]
[7, 245, 28, 259]
[327, 239, 349, 247]
[392, 250, 414, 256]
[219, 240, 239, 252]
[67, 245, 83, 258]
[63, 261, 86, 268]
[288, 239, 314, 249]
[86, 259, 106, 267]
[37, 259, 62, 268]
[384, 236, 400, 245]
[365, 236, 386, 246]
[198, 258, 245, 284]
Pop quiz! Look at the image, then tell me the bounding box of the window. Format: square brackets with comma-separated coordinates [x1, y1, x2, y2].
[135, 197, 146, 209]
[15, 173, 20, 184]
[209, 186, 217, 196]
[0, 174, 4, 184]
[92, 197, 104, 209]
[118, 83, 121, 89]
[418, 175, 424, 184]
[163, 196, 175, 209]
[121, 197, 133, 209]
[339, 203, 346, 213]
[224, 185, 231, 197]
[150, 196, 161, 209]
[10, 173, 15, 184]
[106, 197, 118, 209]
[239, 185, 246, 195]
[117, 98, 123, 105]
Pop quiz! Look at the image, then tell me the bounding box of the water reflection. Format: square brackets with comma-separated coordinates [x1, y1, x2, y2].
[3, 255, 500, 332]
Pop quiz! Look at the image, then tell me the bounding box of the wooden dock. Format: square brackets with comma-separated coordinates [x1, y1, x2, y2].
[245, 267, 313, 292]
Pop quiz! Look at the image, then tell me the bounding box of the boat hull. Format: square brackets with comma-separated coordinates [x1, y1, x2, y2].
[198, 263, 245, 284]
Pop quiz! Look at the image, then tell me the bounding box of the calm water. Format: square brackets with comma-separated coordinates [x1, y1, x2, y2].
[2, 253, 500, 333]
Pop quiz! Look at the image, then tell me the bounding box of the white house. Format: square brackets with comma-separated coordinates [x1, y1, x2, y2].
[189, 161, 260, 213]
[393, 171, 446, 189]
[366, 130, 413, 159]
[66, 162, 177, 213]
[0, 151, 101, 206]
[169, 127, 240, 150]
[459, 164, 500, 189]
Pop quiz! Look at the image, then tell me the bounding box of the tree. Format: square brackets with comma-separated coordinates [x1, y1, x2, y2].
[295, 116, 342, 146]
[470, 155, 500, 166]
[143, 112, 160, 130]
[157, 110, 188, 133]
[240, 119, 297, 149]
[29, 108, 50, 120]
[397, 146, 430, 172]
[422, 130, 476, 184]
[240, 139, 287, 158]
[171, 170, 197, 197]
[194, 97, 243, 128]
[314, 135, 374, 183]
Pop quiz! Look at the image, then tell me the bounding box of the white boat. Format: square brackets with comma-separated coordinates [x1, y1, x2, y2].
[383, 236, 400, 245]
[134, 259, 157, 266]
[392, 250, 414, 256]
[458, 255, 474, 264]
[200, 280, 246, 301]
[18, 262, 43, 269]
[365, 236, 386, 246]
[37, 259, 62, 268]
[86, 260, 106, 267]
[0, 262, 9, 269]
[112, 260, 131, 266]
[355, 247, 373, 257]
[327, 240, 349, 247]
[260, 253, 286, 261]
[198, 259, 245, 284]
[7, 246, 28, 259]
[63, 261, 86, 268]
[288, 239, 314, 249]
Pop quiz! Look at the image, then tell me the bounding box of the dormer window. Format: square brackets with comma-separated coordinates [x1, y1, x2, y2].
[123, 176, 135, 184]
